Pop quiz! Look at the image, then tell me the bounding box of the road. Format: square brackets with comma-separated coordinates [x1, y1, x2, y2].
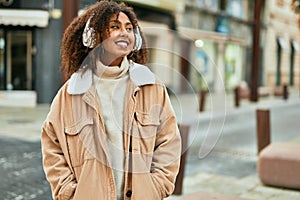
[184, 99, 300, 178]
[0, 137, 51, 200]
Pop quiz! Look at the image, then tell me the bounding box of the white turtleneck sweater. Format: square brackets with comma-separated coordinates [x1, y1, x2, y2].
[93, 57, 129, 200]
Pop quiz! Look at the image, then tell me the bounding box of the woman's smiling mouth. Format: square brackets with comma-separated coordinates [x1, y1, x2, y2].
[115, 40, 129, 48]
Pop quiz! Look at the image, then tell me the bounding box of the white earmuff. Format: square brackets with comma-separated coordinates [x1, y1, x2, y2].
[82, 15, 96, 48]
[133, 27, 142, 51]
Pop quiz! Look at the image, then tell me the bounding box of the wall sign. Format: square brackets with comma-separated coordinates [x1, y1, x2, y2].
[216, 15, 229, 34]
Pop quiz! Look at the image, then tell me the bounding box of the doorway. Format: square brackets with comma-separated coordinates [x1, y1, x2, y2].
[1, 29, 33, 90]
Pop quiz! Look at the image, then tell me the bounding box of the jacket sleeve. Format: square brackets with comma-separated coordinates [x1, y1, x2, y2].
[41, 120, 77, 200]
[150, 86, 182, 198]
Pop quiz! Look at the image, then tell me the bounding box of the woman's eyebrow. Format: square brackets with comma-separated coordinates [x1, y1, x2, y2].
[110, 20, 132, 26]
[110, 19, 120, 23]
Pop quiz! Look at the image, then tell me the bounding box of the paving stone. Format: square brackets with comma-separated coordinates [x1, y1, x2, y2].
[241, 184, 300, 200]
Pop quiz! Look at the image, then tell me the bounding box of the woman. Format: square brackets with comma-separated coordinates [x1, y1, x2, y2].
[41, 1, 181, 199]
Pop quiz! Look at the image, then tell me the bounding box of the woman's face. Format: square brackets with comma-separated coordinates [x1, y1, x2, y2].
[101, 12, 135, 65]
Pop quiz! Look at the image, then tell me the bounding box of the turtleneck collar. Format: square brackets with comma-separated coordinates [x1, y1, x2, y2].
[67, 59, 156, 95]
[94, 57, 129, 79]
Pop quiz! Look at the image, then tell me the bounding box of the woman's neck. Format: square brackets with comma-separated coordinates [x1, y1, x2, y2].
[100, 53, 124, 67]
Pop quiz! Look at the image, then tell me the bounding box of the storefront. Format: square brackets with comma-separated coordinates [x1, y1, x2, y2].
[0, 10, 48, 91]
[0, 0, 63, 105]
[179, 0, 253, 92]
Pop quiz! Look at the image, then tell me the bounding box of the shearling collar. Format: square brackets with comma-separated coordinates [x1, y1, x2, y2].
[67, 60, 156, 95]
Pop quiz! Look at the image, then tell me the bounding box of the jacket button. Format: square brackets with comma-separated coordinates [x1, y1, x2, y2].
[126, 190, 132, 197]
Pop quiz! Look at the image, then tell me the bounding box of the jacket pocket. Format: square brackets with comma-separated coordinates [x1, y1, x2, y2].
[64, 118, 94, 168]
[131, 173, 162, 200]
[133, 111, 160, 153]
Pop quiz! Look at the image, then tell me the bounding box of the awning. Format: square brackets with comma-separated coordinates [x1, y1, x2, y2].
[178, 26, 248, 46]
[0, 9, 49, 28]
[123, 0, 185, 12]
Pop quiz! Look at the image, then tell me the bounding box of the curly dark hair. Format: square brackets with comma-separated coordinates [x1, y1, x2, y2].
[61, 0, 148, 79]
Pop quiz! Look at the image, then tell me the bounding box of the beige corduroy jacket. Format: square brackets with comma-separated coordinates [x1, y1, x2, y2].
[41, 61, 181, 200]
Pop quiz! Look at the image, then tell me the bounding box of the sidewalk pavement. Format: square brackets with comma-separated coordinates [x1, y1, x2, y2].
[166, 87, 300, 200]
[0, 87, 299, 199]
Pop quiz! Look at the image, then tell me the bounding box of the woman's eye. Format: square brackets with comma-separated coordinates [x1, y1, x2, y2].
[126, 27, 133, 32]
[111, 25, 119, 29]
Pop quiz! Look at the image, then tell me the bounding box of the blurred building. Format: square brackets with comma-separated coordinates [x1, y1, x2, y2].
[263, 0, 300, 88]
[178, 0, 255, 92]
[179, 0, 300, 93]
[0, 0, 63, 104]
[0, 0, 299, 105]
[0, 0, 186, 104]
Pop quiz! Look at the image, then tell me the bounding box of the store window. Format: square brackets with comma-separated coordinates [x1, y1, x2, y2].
[10, 30, 32, 90]
[227, 0, 244, 18]
[1, 30, 33, 90]
[224, 43, 243, 90]
[196, 0, 218, 11]
[190, 39, 216, 91]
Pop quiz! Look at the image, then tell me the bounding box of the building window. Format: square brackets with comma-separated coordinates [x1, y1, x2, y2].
[227, 0, 244, 18]
[276, 37, 283, 86]
[276, 36, 290, 86]
[1, 30, 33, 90]
[196, 0, 219, 11]
[220, 0, 227, 10]
[290, 40, 300, 85]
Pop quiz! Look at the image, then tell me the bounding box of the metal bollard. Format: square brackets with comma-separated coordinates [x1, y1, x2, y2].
[234, 86, 240, 107]
[199, 89, 206, 112]
[173, 124, 190, 195]
[283, 84, 288, 100]
[256, 109, 271, 154]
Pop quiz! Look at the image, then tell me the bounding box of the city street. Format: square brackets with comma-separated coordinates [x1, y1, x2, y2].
[1, 0, 300, 199]
[0, 137, 51, 200]
[186, 97, 300, 178]
[168, 90, 300, 199]
[0, 105, 51, 200]
[0, 91, 300, 199]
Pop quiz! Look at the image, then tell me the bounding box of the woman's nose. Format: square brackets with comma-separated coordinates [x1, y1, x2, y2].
[119, 27, 128, 36]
